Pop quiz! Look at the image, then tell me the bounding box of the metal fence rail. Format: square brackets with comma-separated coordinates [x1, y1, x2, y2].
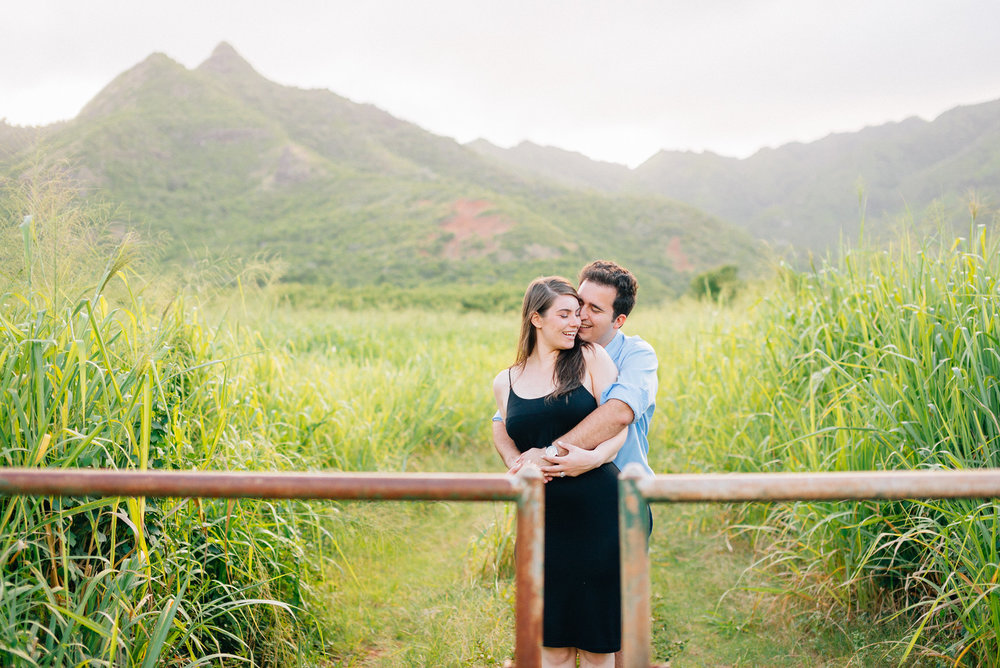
[9, 466, 1000, 667]
[0, 467, 545, 668]
[618, 466, 1000, 668]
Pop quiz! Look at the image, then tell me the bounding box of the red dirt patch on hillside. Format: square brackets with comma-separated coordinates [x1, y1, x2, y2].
[438, 199, 512, 259]
[666, 236, 694, 272]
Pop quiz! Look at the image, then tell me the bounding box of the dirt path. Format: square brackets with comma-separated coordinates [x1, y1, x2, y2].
[311, 499, 897, 666]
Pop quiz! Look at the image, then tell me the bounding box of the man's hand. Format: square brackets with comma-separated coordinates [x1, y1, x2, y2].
[540, 440, 603, 479]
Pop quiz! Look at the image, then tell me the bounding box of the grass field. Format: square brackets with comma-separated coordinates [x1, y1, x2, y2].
[240, 303, 913, 667]
[4, 179, 999, 665]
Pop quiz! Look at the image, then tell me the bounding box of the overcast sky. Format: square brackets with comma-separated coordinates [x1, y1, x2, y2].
[4, 1, 1000, 167]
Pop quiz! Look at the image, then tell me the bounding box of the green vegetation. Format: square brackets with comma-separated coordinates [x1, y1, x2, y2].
[0, 44, 764, 303]
[479, 99, 1000, 257]
[8, 170, 1000, 665]
[688, 263, 741, 301]
[0, 172, 519, 665]
[0, 175, 328, 665]
[663, 208, 1000, 664]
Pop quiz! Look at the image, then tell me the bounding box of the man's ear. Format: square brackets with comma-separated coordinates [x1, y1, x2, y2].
[613, 314, 627, 330]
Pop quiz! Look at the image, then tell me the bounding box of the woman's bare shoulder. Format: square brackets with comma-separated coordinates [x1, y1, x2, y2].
[494, 365, 521, 394]
[493, 368, 511, 392]
[583, 343, 618, 398]
[493, 366, 517, 416]
[583, 342, 616, 369]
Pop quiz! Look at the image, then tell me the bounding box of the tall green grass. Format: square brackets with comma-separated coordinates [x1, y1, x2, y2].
[669, 208, 1000, 664]
[233, 305, 511, 473]
[0, 175, 329, 665]
[0, 172, 520, 665]
[16, 170, 993, 664]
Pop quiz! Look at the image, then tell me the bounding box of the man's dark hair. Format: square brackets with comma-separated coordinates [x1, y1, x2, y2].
[578, 260, 638, 318]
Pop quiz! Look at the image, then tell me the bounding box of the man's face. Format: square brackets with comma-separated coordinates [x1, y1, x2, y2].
[578, 280, 622, 347]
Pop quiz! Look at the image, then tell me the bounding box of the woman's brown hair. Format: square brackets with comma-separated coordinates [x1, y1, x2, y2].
[513, 276, 590, 399]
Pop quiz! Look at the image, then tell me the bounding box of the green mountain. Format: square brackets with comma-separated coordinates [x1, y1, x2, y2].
[473, 99, 1000, 253]
[1, 43, 764, 303]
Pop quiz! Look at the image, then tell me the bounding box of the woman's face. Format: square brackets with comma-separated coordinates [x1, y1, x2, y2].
[533, 294, 582, 350]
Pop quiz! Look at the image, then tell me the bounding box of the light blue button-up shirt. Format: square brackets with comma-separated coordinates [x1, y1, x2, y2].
[601, 330, 657, 476]
[493, 329, 658, 476]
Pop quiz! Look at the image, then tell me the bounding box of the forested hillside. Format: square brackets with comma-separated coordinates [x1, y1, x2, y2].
[472, 98, 1000, 253]
[1, 43, 764, 303]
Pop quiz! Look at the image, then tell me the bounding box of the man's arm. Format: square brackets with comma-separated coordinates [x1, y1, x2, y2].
[539, 344, 631, 477]
[542, 340, 658, 477]
[557, 399, 635, 450]
[537, 400, 633, 478]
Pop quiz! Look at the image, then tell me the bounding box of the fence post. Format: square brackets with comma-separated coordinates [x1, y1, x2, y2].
[0, 467, 551, 665]
[514, 466, 544, 668]
[619, 463, 651, 668]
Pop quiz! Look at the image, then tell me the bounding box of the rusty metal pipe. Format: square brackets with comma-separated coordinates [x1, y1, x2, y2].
[0, 466, 546, 667]
[514, 466, 544, 668]
[619, 467, 651, 668]
[0, 468, 523, 501]
[638, 469, 1000, 502]
[620, 466, 1000, 667]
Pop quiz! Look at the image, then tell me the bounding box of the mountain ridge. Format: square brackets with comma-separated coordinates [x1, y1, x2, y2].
[475, 97, 1000, 251]
[1, 43, 765, 302]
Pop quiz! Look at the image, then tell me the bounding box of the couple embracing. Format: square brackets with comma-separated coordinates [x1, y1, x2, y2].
[491, 260, 658, 668]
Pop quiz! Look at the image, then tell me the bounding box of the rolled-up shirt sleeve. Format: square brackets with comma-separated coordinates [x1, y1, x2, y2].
[600, 342, 658, 423]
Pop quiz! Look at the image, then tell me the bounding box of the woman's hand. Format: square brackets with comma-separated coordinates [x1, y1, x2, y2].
[508, 447, 556, 482]
[540, 441, 602, 479]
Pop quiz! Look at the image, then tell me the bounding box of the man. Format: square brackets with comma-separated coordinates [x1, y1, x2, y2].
[493, 258, 657, 489]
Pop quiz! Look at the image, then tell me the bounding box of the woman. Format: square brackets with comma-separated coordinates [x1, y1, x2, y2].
[493, 276, 626, 668]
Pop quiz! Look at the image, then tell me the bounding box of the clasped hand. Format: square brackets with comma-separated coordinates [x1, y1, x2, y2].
[507, 441, 601, 482]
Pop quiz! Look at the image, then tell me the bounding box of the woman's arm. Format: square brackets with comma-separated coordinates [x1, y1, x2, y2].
[492, 371, 522, 470]
[493, 420, 523, 471]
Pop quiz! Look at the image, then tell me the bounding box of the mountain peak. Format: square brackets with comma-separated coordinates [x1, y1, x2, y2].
[78, 52, 186, 120]
[197, 42, 260, 79]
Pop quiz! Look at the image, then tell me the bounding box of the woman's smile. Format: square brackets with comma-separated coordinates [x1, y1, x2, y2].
[532, 293, 583, 351]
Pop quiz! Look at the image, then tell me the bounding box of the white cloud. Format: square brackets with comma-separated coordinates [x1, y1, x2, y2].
[3, 0, 1000, 166]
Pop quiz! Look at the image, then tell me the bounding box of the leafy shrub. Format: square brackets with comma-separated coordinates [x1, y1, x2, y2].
[688, 264, 741, 301]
